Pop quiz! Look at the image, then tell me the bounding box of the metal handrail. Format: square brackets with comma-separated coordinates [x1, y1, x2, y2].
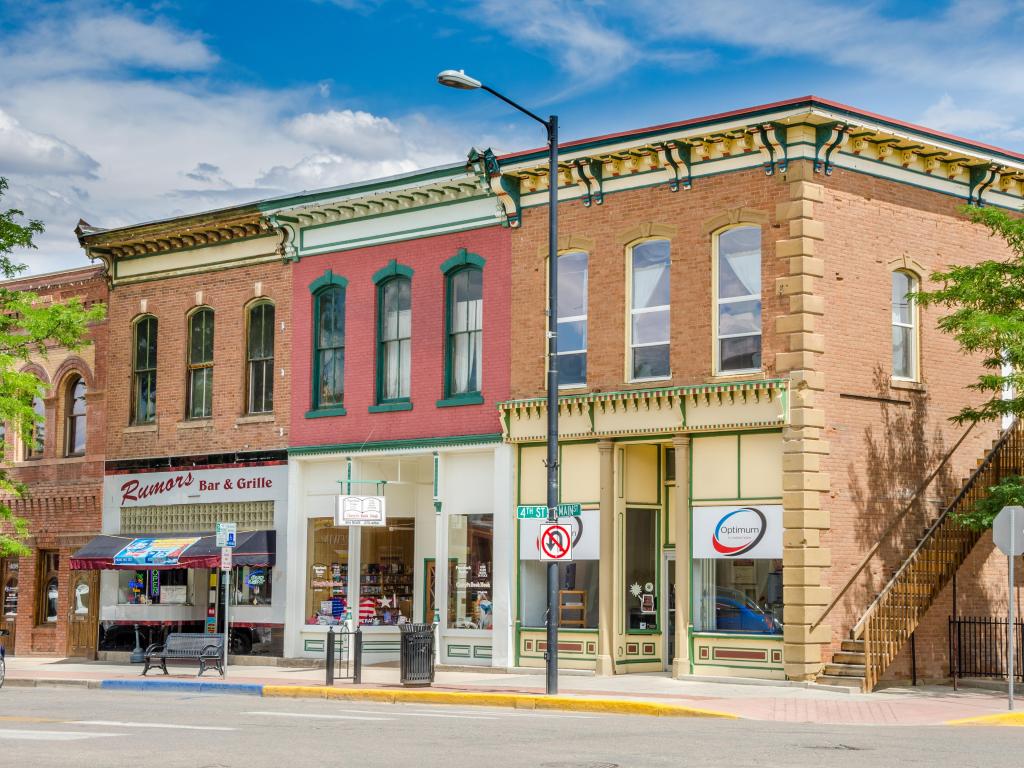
[809, 421, 977, 632]
[852, 418, 1017, 638]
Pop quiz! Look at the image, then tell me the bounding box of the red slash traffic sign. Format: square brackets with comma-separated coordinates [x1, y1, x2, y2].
[540, 523, 573, 561]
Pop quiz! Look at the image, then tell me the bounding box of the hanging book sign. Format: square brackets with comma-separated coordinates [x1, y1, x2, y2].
[335, 495, 387, 527]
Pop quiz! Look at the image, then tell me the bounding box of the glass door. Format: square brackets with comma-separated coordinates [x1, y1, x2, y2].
[664, 552, 676, 671]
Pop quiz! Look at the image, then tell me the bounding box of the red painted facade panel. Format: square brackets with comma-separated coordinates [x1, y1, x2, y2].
[290, 226, 511, 447]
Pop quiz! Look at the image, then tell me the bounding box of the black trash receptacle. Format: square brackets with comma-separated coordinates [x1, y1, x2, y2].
[399, 623, 435, 686]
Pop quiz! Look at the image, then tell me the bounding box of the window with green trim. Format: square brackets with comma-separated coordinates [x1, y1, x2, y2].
[186, 308, 214, 419]
[314, 286, 345, 408]
[557, 251, 588, 388]
[715, 226, 762, 374]
[446, 267, 482, 396]
[378, 276, 411, 402]
[628, 240, 670, 381]
[132, 315, 157, 425]
[247, 302, 275, 414]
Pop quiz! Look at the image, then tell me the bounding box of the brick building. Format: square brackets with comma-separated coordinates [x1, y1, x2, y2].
[0, 265, 107, 657]
[76, 209, 292, 655]
[486, 96, 1021, 686]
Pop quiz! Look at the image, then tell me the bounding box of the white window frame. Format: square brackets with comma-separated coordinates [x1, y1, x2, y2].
[891, 269, 919, 381]
[627, 240, 671, 383]
[556, 250, 588, 389]
[713, 225, 762, 376]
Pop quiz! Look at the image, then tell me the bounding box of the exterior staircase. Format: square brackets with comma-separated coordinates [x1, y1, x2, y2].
[816, 420, 1024, 691]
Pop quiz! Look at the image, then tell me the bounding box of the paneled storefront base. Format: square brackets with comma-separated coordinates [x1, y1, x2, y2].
[518, 628, 598, 670]
[691, 634, 784, 679]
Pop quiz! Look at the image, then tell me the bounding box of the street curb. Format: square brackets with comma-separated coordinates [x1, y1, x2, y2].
[262, 685, 738, 718]
[99, 679, 263, 696]
[946, 712, 1024, 726]
[3, 678, 102, 689]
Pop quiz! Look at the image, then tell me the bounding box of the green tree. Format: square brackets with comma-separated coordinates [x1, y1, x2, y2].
[913, 205, 1024, 529]
[0, 177, 106, 556]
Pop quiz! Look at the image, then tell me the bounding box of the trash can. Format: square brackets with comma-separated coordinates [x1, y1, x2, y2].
[399, 623, 435, 686]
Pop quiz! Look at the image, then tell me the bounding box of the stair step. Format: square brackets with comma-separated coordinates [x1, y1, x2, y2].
[832, 651, 865, 665]
[816, 674, 866, 692]
[824, 662, 866, 677]
[841, 639, 864, 653]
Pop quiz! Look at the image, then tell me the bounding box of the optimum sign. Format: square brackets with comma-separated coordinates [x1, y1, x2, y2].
[693, 505, 783, 559]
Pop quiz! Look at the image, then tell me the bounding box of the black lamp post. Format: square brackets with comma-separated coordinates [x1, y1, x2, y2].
[437, 69, 560, 696]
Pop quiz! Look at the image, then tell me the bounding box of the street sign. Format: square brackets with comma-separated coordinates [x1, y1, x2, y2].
[216, 522, 237, 548]
[516, 503, 582, 519]
[220, 546, 232, 571]
[539, 523, 573, 561]
[993, 506, 1024, 556]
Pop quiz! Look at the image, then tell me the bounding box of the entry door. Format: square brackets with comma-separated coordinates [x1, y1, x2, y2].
[0, 559, 18, 653]
[67, 571, 99, 658]
[663, 553, 676, 671]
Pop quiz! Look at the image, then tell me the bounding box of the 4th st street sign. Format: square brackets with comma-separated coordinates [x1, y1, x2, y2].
[516, 503, 582, 519]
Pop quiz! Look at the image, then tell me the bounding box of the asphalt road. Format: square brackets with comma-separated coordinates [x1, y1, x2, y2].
[0, 687, 1019, 768]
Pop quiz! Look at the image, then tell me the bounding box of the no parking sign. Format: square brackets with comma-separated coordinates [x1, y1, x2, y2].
[539, 523, 573, 561]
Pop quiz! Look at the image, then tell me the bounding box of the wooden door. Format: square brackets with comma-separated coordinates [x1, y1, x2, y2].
[0, 558, 18, 654]
[67, 571, 99, 658]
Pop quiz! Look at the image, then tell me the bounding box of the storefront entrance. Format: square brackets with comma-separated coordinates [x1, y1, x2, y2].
[67, 571, 99, 658]
[1, 558, 18, 654]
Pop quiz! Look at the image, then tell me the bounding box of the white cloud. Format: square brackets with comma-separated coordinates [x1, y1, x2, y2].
[284, 110, 406, 159]
[0, 109, 99, 177]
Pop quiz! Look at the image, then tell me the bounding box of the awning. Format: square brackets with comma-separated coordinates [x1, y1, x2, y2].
[70, 530, 275, 570]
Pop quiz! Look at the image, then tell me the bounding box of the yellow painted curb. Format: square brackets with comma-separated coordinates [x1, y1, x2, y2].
[261, 685, 737, 719]
[947, 712, 1024, 726]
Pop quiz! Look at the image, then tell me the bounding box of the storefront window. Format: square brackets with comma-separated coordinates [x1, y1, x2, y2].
[36, 551, 58, 624]
[306, 519, 349, 625]
[692, 558, 782, 635]
[624, 508, 658, 631]
[359, 519, 413, 626]
[447, 514, 492, 630]
[117, 569, 190, 605]
[520, 561, 599, 629]
[232, 565, 272, 606]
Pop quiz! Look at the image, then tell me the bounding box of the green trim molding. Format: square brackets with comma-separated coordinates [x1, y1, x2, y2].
[308, 268, 349, 293]
[289, 432, 503, 457]
[372, 259, 414, 285]
[437, 393, 485, 408]
[368, 401, 412, 413]
[305, 406, 347, 419]
[440, 247, 486, 274]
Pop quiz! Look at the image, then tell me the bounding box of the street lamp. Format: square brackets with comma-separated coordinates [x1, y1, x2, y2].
[437, 69, 561, 696]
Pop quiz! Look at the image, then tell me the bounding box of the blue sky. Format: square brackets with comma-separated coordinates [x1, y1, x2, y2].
[2, 0, 1023, 273]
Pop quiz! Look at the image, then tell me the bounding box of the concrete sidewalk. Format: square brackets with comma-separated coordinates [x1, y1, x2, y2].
[4, 656, 1019, 725]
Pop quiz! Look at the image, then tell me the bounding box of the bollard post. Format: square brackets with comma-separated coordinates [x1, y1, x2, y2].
[353, 628, 362, 685]
[326, 626, 335, 686]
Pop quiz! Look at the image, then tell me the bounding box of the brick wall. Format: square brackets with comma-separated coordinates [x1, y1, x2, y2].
[290, 227, 510, 448]
[105, 261, 291, 460]
[816, 167, 1017, 680]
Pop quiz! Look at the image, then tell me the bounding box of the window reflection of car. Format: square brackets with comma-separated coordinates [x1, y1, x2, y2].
[715, 588, 781, 634]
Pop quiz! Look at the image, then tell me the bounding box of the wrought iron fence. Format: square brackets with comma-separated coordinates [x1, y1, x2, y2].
[325, 626, 362, 685]
[949, 617, 1024, 684]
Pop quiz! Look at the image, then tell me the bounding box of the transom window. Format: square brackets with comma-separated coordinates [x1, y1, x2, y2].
[629, 239, 671, 380]
[447, 268, 483, 396]
[247, 302, 275, 414]
[65, 375, 86, 456]
[378, 277, 411, 402]
[892, 270, 918, 380]
[132, 316, 157, 425]
[186, 308, 214, 419]
[557, 251, 588, 388]
[314, 286, 345, 409]
[715, 226, 762, 374]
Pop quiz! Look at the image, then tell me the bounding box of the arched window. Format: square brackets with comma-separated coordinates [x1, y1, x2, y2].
[714, 226, 762, 374]
[314, 286, 345, 409]
[36, 551, 59, 625]
[446, 267, 483, 397]
[892, 270, 919, 380]
[24, 395, 45, 459]
[186, 308, 214, 419]
[247, 302, 275, 414]
[132, 316, 158, 425]
[65, 375, 87, 456]
[557, 251, 588, 388]
[378, 276, 412, 402]
[628, 239, 671, 381]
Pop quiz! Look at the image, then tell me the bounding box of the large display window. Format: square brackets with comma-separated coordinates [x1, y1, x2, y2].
[521, 561, 599, 629]
[305, 519, 349, 625]
[624, 508, 658, 631]
[232, 565, 272, 606]
[117, 569, 191, 605]
[359, 519, 414, 626]
[447, 514, 492, 629]
[692, 558, 782, 635]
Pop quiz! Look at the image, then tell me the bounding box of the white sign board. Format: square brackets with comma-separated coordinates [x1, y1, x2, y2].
[692, 505, 784, 559]
[108, 465, 287, 508]
[539, 523, 573, 561]
[520, 508, 599, 560]
[216, 522, 237, 548]
[993, 506, 1024, 556]
[335, 495, 387, 527]
[220, 546, 232, 571]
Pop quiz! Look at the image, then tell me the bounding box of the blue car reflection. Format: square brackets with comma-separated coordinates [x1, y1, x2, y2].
[715, 588, 782, 634]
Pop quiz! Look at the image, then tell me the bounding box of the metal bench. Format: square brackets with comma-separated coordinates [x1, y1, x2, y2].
[142, 633, 225, 677]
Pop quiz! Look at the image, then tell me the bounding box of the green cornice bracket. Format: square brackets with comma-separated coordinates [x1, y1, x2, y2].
[440, 248, 486, 274]
[814, 123, 848, 176]
[468, 147, 521, 228]
[968, 163, 1000, 207]
[308, 268, 349, 293]
[372, 259, 414, 285]
[772, 123, 789, 174]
